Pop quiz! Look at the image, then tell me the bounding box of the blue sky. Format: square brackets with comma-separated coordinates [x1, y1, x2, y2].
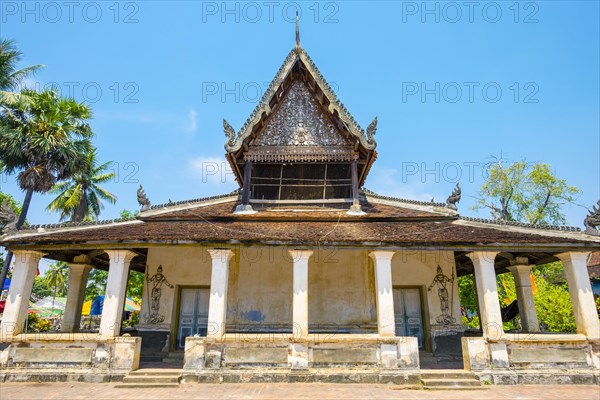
[1, 0, 599, 229]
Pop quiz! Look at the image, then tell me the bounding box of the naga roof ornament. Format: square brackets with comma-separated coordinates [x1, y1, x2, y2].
[446, 183, 461, 211]
[584, 200, 600, 235]
[137, 185, 151, 212]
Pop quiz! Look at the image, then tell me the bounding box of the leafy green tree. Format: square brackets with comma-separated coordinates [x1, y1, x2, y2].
[47, 150, 117, 222]
[127, 270, 144, 300]
[473, 158, 580, 225]
[0, 88, 94, 291]
[31, 276, 52, 301]
[533, 268, 576, 333]
[0, 38, 43, 106]
[44, 261, 69, 311]
[459, 157, 581, 333]
[458, 275, 479, 328]
[535, 262, 567, 285]
[120, 209, 140, 219]
[85, 269, 108, 301]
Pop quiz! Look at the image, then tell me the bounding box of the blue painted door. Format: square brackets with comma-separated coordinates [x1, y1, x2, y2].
[393, 288, 424, 348]
[177, 288, 209, 349]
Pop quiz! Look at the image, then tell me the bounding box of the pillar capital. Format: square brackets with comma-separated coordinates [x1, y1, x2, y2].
[11, 250, 45, 263]
[465, 251, 499, 264]
[105, 249, 138, 264]
[288, 249, 314, 263]
[556, 251, 591, 265]
[67, 263, 93, 273]
[506, 264, 534, 279]
[207, 248, 235, 262]
[369, 250, 396, 263]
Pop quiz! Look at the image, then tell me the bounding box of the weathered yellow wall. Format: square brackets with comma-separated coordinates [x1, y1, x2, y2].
[308, 249, 375, 326]
[227, 247, 292, 327]
[142, 246, 459, 332]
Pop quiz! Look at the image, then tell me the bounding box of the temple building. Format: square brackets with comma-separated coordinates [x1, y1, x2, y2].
[1, 23, 599, 386]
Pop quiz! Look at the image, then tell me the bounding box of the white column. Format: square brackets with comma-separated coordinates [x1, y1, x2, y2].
[207, 249, 234, 339]
[0, 250, 44, 338]
[61, 263, 92, 333]
[99, 250, 137, 338]
[467, 251, 504, 339]
[289, 249, 313, 339]
[507, 263, 540, 333]
[369, 251, 396, 337]
[558, 252, 600, 339]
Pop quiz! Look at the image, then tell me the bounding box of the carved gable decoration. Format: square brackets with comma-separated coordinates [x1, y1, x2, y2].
[253, 80, 349, 148]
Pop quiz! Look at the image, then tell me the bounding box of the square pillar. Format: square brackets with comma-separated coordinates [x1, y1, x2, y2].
[61, 262, 92, 333]
[558, 252, 600, 339]
[99, 250, 137, 338]
[0, 250, 44, 338]
[369, 251, 396, 337]
[207, 249, 234, 339]
[466, 251, 504, 339]
[289, 249, 313, 339]
[507, 262, 540, 333]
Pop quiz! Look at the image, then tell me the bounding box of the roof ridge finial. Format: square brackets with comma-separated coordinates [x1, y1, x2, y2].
[295, 11, 301, 48]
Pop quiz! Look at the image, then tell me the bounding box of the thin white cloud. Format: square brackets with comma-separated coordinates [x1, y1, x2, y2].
[182, 108, 198, 134]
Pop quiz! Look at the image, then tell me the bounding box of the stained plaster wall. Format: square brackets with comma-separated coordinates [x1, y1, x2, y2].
[142, 246, 459, 334]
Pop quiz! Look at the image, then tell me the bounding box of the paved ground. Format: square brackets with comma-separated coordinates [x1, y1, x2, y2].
[0, 383, 598, 400]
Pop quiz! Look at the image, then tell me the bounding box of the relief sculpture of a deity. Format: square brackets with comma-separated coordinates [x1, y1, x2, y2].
[146, 265, 173, 324]
[428, 266, 456, 325]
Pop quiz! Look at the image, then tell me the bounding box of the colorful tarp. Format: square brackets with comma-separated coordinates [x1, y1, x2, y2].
[29, 296, 67, 317]
[81, 296, 140, 316]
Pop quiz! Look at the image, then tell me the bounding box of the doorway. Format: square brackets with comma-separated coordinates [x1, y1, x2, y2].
[176, 287, 210, 349]
[393, 287, 425, 348]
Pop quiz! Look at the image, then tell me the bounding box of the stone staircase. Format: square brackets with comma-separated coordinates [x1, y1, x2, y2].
[420, 369, 487, 390]
[115, 369, 182, 388]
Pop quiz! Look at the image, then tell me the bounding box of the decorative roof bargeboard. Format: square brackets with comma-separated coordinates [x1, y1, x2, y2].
[224, 46, 377, 153]
[245, 146, 357, 163]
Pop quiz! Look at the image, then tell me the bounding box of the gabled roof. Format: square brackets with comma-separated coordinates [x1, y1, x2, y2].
[3, 190, 599, 247]
[224, 46, 377, 154]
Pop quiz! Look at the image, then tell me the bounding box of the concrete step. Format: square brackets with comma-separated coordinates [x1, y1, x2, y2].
[421, 378, 483, 387]
[123, 375, 181, 384]
[115, 383, 181, 389]
[128, 369, 182, 376]
[423, 385, 489, 391]
[117, 368, 182, 388]
[420, 369, 479, 380]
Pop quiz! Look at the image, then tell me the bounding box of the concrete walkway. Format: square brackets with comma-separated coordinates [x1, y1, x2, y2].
[0, 383, 598, 400]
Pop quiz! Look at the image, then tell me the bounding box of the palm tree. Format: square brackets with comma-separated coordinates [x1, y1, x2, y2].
[47, 150, 117, 222]
[44, 262, 69, 312]
[0, 38, 44, 105]
[0, 88, 94, 291]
